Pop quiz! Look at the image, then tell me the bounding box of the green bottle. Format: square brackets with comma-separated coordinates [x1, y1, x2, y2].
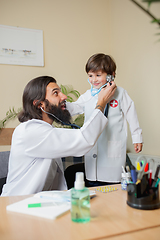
[71, 172, 90, 223]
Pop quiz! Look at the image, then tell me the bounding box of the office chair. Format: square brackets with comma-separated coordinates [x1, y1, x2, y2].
[64, 162, 86, 189]
[0, 151, 9, 194]
[64, 154, 131, 189]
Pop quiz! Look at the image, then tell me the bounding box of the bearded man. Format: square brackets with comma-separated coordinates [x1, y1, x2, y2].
[1, 76, 116, 196]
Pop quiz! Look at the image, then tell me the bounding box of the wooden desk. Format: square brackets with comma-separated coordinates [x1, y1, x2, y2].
[102, 226, 160, 240]
[0, 185, 160, 240]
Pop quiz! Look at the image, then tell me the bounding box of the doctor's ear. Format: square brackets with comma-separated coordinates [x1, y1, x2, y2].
[33, 100, 42, 109]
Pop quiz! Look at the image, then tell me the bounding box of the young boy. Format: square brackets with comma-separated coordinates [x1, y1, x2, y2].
[66, 53, 143, 186]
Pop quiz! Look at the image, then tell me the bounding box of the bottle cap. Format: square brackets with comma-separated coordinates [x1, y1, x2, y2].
[74, 172, 85, 190]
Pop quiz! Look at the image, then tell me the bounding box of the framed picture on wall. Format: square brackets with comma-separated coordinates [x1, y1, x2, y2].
[0, 25, 44, 67]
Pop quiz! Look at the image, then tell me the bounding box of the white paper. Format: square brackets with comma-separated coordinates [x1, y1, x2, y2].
[6, 196, 70, 220]
[6, 190, 96, 220]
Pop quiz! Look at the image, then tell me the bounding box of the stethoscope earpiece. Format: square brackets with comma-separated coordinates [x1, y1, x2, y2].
[88, 75, 114, 96]
[106, 74, 114, 83]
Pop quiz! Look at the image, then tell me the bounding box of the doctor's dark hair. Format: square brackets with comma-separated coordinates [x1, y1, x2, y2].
[18, 76, 56, 122]
[85, 53, 116, 76]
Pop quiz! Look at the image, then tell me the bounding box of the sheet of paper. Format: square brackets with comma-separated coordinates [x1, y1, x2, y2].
[6, 196, 70, 220]
[6, 190, 96, 219]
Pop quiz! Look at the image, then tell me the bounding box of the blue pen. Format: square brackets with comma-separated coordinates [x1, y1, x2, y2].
[131, 167, 137, 184]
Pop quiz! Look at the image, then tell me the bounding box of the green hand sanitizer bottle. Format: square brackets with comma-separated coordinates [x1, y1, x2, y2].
[71, 172, 90, 223]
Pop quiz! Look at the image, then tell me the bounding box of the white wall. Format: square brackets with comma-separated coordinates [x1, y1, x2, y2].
[0, 0, 160, 156]
[109, 0, 160, 155]
[0, 0, 111, 123]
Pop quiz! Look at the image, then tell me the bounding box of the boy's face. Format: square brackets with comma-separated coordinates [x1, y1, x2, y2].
[88, 71, 108, 89]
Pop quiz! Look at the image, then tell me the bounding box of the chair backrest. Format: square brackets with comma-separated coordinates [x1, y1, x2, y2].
[0, 151, 10, 178]
[0, 151, 10, 194]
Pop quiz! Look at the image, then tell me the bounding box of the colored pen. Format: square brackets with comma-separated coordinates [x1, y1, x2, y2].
[152, 165, 160, 187]
[28, 202, 55, 208]
[149, 170, 152, 187]
[155, 178, 160, 188]
[131, 167, 137, 184]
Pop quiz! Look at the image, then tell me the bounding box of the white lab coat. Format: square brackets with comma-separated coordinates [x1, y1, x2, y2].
[67, 86, 143, 182]
[1, 109, 108, 196]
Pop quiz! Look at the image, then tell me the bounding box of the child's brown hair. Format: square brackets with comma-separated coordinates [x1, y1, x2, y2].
[85, 53, 116, 76]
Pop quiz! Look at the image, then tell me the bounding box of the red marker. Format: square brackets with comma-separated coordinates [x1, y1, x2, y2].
[149, 170, 152, 186]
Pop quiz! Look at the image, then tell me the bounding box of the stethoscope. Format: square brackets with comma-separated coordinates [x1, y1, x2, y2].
[88, 74, 114, 97]
[88, 74, 115, 116]
[40, 75, 114, 129]
[40, 106, 80, 129]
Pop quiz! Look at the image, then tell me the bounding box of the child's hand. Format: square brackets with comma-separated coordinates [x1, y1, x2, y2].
[134, 143, 143, 153]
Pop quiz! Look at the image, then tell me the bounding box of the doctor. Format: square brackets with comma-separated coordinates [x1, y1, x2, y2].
[1, 75, 116, 196]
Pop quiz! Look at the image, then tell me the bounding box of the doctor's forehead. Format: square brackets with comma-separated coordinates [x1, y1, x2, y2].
[46, 82, 61, 92]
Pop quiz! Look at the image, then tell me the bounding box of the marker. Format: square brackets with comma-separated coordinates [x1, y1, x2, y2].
[152, 165, 160, 187]
[131, 167, 137, 184]
[149, 170, 152, 187]
[28, 202, 55, 208]
[155, 178, 160, 188]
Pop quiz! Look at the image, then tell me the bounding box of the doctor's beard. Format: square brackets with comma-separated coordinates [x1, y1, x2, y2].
[44, 99, 71, 125]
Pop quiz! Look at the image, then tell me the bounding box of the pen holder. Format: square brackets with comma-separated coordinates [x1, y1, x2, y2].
[127, 182, 160, 210]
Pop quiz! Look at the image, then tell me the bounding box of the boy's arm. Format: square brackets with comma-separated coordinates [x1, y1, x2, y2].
[66, 93, 88, 116]
[66, 101, 84, 116]
[121, 90, 143, 152]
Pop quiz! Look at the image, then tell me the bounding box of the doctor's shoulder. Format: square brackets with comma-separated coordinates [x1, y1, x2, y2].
[25, 119, 52, 128]
[21, 119, 53, 137]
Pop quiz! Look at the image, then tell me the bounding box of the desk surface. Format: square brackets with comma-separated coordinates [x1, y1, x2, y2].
[0, 185, 160, 240]
[102, 226, 160, 240]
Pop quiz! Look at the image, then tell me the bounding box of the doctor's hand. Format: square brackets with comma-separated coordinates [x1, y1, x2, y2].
[96, 81, 117, 112]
